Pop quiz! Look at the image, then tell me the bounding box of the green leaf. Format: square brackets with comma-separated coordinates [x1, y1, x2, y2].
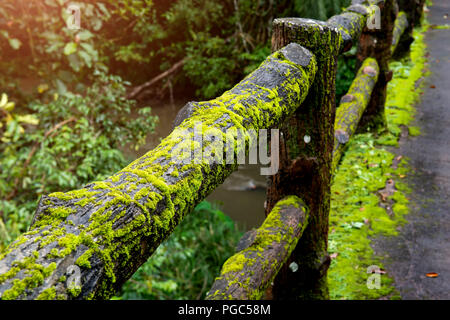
[17, 115, 39, 126]
[8, 38, 21, 50]
[55, 79, 68, 95]
[63, 42, 77, 55]
[77, 30, 93, 41]
[0, 93, 8, 108]
[78, 50, 93, 68]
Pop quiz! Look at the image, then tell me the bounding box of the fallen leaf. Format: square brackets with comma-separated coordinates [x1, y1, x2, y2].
[395, 155, 403, 161]
[430, 85, 436, 89]
[426, 272, 439, 278]
[370, 269, 387, 274]
[399, 174, 406, 178]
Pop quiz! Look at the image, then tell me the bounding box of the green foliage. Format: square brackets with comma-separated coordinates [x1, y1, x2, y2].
[336, 47, 357, 104]
[117, 201, 243, 300]
[0, 0, 352, 102]
[329, 133, 409, 300]
[294, 0, 351, 21]
[0, 79, 157, 250]
[184, 35, 238, 99]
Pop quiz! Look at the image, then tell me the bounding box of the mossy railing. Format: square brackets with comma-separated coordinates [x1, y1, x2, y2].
[0, 0, 421, 300]
[208, 0, 421, 300]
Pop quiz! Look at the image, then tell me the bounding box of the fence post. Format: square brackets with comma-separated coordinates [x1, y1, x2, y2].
[356, 0, 397, 131]
[266, 19, 342, 300]
[394, 0, 425, 57]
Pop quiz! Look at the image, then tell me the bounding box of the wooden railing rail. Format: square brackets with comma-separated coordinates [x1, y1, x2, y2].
[0, 0, 423, 300]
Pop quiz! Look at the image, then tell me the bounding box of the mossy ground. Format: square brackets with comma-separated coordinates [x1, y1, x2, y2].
[328, 22, 429, 300]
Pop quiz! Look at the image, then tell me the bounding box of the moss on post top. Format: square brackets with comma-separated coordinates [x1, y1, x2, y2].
[272, 17, 343, 58]
[0, 43, 317, 300]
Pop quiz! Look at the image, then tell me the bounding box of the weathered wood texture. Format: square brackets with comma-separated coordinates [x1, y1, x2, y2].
[0, 43, 317, 300]
[356, 0, 397, 131]
[333, 58, 380, 171]
[391, 11, 409, 55]
[327, 11, 367, 53]
[268, 18, 343, 300]
[206, 196, 308, 300]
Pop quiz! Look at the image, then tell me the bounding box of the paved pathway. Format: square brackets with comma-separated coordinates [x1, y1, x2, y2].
[373, 0, 450, 299]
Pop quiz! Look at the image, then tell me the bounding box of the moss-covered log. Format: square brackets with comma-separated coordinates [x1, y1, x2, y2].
[356, 0, 397, 130]
[0, 43, 317, 300]
[327, 11, 368, 53]
[333, 58, 379, 172]
[391, 11, 409, 55]
[268, 18, 342, 300]
[206, 196, 308, 300]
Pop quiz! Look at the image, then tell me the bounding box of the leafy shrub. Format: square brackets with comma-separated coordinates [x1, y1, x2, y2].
[0, 0, 352, 103]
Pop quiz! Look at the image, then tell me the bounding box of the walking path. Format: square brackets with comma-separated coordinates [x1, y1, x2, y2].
[373, 0, 450, 299]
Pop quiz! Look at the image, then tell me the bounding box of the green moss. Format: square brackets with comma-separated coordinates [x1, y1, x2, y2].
[329, 134, 408, 299]
[328, 23, 429, 300]
[1, 259, 56, 300]
[384, 24, 429, 140]
[76, 249, 94, 269]
[0, 267, 20, 285]
[68, 286, 82, 298]
[36, 287, 56, 300]
[408, 126, 421, 137]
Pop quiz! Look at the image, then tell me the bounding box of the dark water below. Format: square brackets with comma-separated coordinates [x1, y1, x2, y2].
[123, 99, 266, 230]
